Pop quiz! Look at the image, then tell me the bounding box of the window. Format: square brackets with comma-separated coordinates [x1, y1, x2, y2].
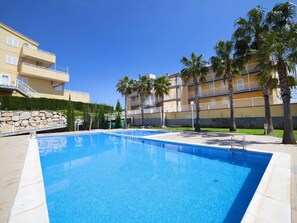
[198, 86, 202, 96]
[18, 76, 28, 85]
[237, 79, 244, 91]
[209, 82, 214, 89]
[0, 74, 10, 85]
[210, 99, 216, 106]
[177, 77, 183, 85]
[6, 55, 18, 65]
[7, 37, 19, 47]
[222, 98, 228, 105]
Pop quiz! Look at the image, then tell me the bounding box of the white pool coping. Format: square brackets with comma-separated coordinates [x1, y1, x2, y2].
[8, 139, 49, 223]
[8, 132, 291, 223]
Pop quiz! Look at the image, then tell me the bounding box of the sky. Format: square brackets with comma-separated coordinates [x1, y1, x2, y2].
[1, 0, 296, 107]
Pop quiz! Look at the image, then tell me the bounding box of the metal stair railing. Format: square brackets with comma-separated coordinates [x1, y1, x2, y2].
[15, 79, 38, 98]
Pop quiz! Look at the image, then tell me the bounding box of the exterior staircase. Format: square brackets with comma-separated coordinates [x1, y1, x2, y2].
[0, 79, 38, 98]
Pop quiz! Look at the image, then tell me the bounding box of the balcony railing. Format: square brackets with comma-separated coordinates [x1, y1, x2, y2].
[23, 44, 55, 56]
[22, 62, 69, 75]
[164, 94, 179, 101]
[188, 81, 260, 99]
[127, 96, 282, 115]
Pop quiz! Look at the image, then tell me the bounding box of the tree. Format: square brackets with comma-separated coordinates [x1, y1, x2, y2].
[134, 75, 153, 126]
[233, 5, 276, 135]
[115, 100, 122, 112]
[153, 76, 171, 127]
[180, 53, 209, 131]
[262, 2, 297, 144]
[82, 104, 91, 130]
[210, 41, 244, 132]
[115, 112, 122, 128]
[66, 96, 75, 131]
[116, 76, 135, 128]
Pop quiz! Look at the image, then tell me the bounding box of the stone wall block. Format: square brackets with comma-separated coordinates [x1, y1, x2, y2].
[2, 112, 13, 117]
[31, 111, 39, 117]
[0, 124, 13, 132]
[45, 112, 53, 118]
[20, 112, 31, 120]
[12, 116, 20, 121]
[0, 117, 10, 122]
[21, 120, 29, 127]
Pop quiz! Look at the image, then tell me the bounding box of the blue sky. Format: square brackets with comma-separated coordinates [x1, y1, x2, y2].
[1, 0, 295, 107]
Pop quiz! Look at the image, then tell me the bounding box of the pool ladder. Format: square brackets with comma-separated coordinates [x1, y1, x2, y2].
[230, 136, 247, 151]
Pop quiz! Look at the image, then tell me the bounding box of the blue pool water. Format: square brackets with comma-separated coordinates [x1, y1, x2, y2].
[38, 133, 271, 223]
[112, 129, 166, 137]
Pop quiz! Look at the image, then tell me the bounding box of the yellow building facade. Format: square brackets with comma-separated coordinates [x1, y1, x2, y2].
[128, 62, 279, 113]
[0, 22, 90, 103]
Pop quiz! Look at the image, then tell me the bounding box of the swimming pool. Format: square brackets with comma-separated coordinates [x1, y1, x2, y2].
[38, 133, 271, 223]
[112, 129, 167, 137]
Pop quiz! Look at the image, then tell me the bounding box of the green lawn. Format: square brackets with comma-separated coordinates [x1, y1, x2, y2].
[148, 126, 297, 138]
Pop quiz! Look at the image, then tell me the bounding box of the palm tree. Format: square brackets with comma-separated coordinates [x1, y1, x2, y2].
[116, 76, 135, 129]
[233, 5, 276, 135]
[153, 76, 171, 127]
[210, 40, 243, 132]
[134, 75, 153, 126]
[180, 53, 209, 131]
[262, 2, 297, 144]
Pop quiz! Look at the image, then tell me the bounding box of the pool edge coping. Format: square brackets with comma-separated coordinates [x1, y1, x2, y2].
[8, 132, 291, 223]
[8, 138, 49, 223]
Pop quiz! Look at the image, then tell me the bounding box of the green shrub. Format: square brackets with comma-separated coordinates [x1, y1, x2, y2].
[0, 96, 113, 113]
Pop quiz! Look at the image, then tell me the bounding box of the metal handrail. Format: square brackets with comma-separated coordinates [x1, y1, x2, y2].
[15, 79, 38, 98]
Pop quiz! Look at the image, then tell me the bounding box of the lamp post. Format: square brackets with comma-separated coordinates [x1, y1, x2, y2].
[190, 101, 194, 130]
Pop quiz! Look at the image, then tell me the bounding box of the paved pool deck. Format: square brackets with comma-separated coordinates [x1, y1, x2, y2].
[0, 131, 296, 222]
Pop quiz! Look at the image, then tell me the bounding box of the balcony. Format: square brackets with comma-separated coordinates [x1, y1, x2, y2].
[21, 45, 56, 66]
[20, 62, 69, 83]
[188, 81, 260, 99]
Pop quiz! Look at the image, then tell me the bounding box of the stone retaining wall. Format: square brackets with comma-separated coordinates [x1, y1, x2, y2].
[0, 111, 66, 133]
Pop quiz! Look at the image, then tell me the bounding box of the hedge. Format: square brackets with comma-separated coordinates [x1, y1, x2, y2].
[0, 96, 113, 113]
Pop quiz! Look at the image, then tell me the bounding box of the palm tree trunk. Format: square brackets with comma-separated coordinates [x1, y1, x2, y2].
[263, 91, 274, 135]
[228, 77, 236, 132]
[124, 95, 127, 129]
[140, 94, 145, 126]
[161, 97, 164, 127]
[278, 62, 296, 144]
[193, 76, 200, 132]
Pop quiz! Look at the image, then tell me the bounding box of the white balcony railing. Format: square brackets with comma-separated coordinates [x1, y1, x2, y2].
[188, 81, 260, 99]
[127, 96, 282, 115]
[23, 44, 55, 56]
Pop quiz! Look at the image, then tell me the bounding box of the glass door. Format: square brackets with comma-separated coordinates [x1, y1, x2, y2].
[1, 75, 9, 85]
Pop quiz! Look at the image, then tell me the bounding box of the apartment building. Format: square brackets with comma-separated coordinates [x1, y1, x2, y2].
[127, 62, 279, 113]
[0, 22, 90, 103]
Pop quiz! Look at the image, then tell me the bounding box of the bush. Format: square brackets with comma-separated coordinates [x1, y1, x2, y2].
[0, 95, 113, 113]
